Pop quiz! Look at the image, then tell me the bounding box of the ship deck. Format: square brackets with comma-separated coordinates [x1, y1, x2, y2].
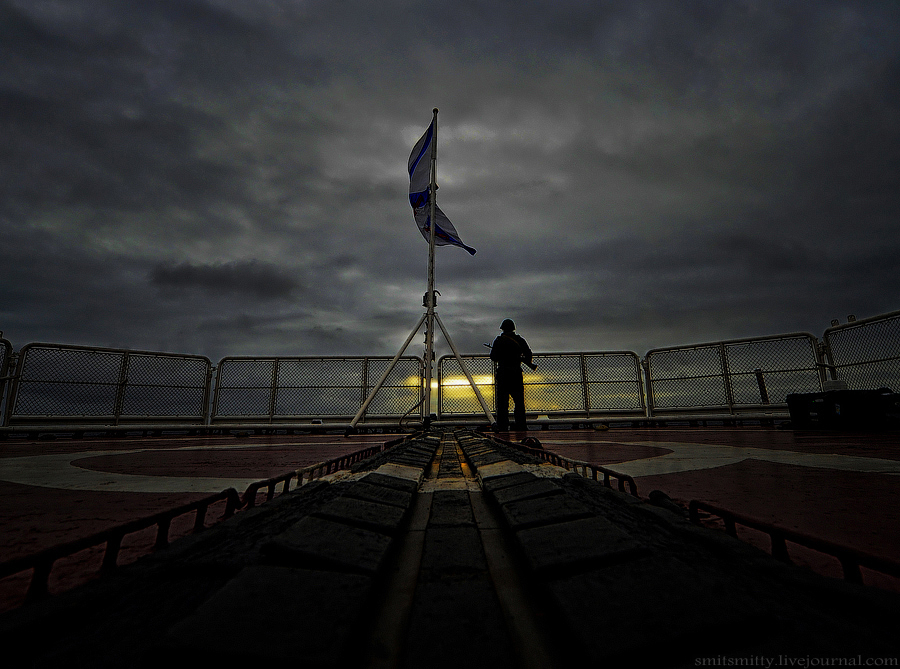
[1, 426, 899, 666]
[2, 424, 898, 611]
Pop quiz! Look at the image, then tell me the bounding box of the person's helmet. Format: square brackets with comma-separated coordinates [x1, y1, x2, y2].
[500, 319, 515, 332]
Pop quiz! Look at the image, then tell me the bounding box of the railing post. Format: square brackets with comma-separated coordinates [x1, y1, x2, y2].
[361, 357, 370, 415]
[154, 518, 171, 551]
[194, 505, 208, 532]
[102, 533, 123, 574]
[641, 357, 654, 419]
[203, 364, 215, 426]
[211, 363, 224, 424]
[770, 531, 790, 562]
[224, 490, 239, 518]
[719, 343, 735, 414]
[268, 358, 279, 424]
[579, 353, 591, 419]
[1, 350, 20, 427]
[840, 557, 863, 584]
[26, 558, 53, 602]
[754, 369, 770, 405]
[818, 340, 837, 385]
[114, 351, 130, 426]
[632, 353, 647, 418]
[0, 342, 11, 428]
[723, 516, 737, 537]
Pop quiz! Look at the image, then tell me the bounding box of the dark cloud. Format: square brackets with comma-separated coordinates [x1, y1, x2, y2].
[1, 0, 899, 364]
[150, 260, 300, 299]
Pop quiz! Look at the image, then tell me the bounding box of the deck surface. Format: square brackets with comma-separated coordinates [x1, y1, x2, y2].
[520, 426, 900, 587]
[1, 426, 899, 611]
[1, 426, 899, 666]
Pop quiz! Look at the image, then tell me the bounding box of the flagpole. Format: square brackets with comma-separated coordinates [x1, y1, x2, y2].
[348, 108, 495, 436]
[423, 107, 438, 425]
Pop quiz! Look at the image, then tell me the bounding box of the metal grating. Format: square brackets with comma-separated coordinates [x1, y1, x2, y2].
[437, 352, 645, 418]
[439, 355, 496, 416]
[724, 336, 822, 404]
[2, 309, 898, 428]
[8, 344, 211, 424]
[824, 311, 900, 392]
[646, 334, 821, 413]
[584, 353, 645, 412]
[120, 354, 211, 418]
[363, 357, 424, 417]
[212, 356, 424, 423]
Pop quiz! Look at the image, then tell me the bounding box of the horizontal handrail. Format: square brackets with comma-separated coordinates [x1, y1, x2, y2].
[492, 435, 639, 497]
[0, 488, 242, 603]
[241, 434, 416, 507]
[0, 433, 416, 607]
[2, 307, 899, 428]
[689, 500, 900, 584]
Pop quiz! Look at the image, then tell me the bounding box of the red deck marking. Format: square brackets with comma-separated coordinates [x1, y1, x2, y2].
[544, 426, 900, 592]
[0, 433, 382, 611]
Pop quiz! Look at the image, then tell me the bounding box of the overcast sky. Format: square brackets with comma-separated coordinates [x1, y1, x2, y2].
[2, 0, 899, 364]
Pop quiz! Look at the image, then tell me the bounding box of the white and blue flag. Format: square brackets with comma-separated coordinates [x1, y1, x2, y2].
[413, 202, 477, 256]
[408, 119, 433, 210]
[407, 119, 476, 256]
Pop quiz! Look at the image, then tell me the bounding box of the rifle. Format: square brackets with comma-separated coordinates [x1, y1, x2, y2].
[483, 342, 537, 371]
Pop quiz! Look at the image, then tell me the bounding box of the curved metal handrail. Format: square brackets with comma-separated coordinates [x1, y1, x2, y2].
[0, 433, 417, 607]
[0, 488, 242, 602]
[689, 499, 900, 584]
[489, 434, 638, 497]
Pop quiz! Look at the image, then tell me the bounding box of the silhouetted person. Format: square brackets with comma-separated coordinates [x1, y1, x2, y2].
[490, 319, 533, 431]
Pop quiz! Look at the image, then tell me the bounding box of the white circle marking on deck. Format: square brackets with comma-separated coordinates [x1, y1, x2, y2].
[0, 441, 379, 493]
[530, 440, 900, 478]
[3, 440, 898, 493]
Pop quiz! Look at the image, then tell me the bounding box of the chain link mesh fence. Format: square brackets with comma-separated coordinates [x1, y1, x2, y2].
[646, 334, 822, 413]
[3, 310, 899, 428]
[437, 352, 644, 418]
[438, 355, 496, 416]
[212, 356, 424, 423]
[824, 311, 900, 392]
[0, 338, 12, 423]
[6, 344, 211, 424]
[584, 353, 645, 412]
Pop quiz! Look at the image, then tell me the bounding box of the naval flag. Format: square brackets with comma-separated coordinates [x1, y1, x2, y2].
[408, 120, 433, 210]
[414, 202, 477, 255]
[408, 119, 476, 255]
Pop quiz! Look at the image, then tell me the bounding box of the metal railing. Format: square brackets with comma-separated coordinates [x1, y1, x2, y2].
[438, 351, 646, 420]
[493, 435, 639, 496]
[689, 500, 900, 585]
[823, 310, 900, 392]
[0, 488, 242, 603]
[0, 338, 12, 422]
[645, 333, 823, 416]
[211, 355, 424, 424]
[1, 309, 899, 429]
[0, 434, 411, 604]
[241, 435, 412, 507]
[4, 343, 212, 427]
